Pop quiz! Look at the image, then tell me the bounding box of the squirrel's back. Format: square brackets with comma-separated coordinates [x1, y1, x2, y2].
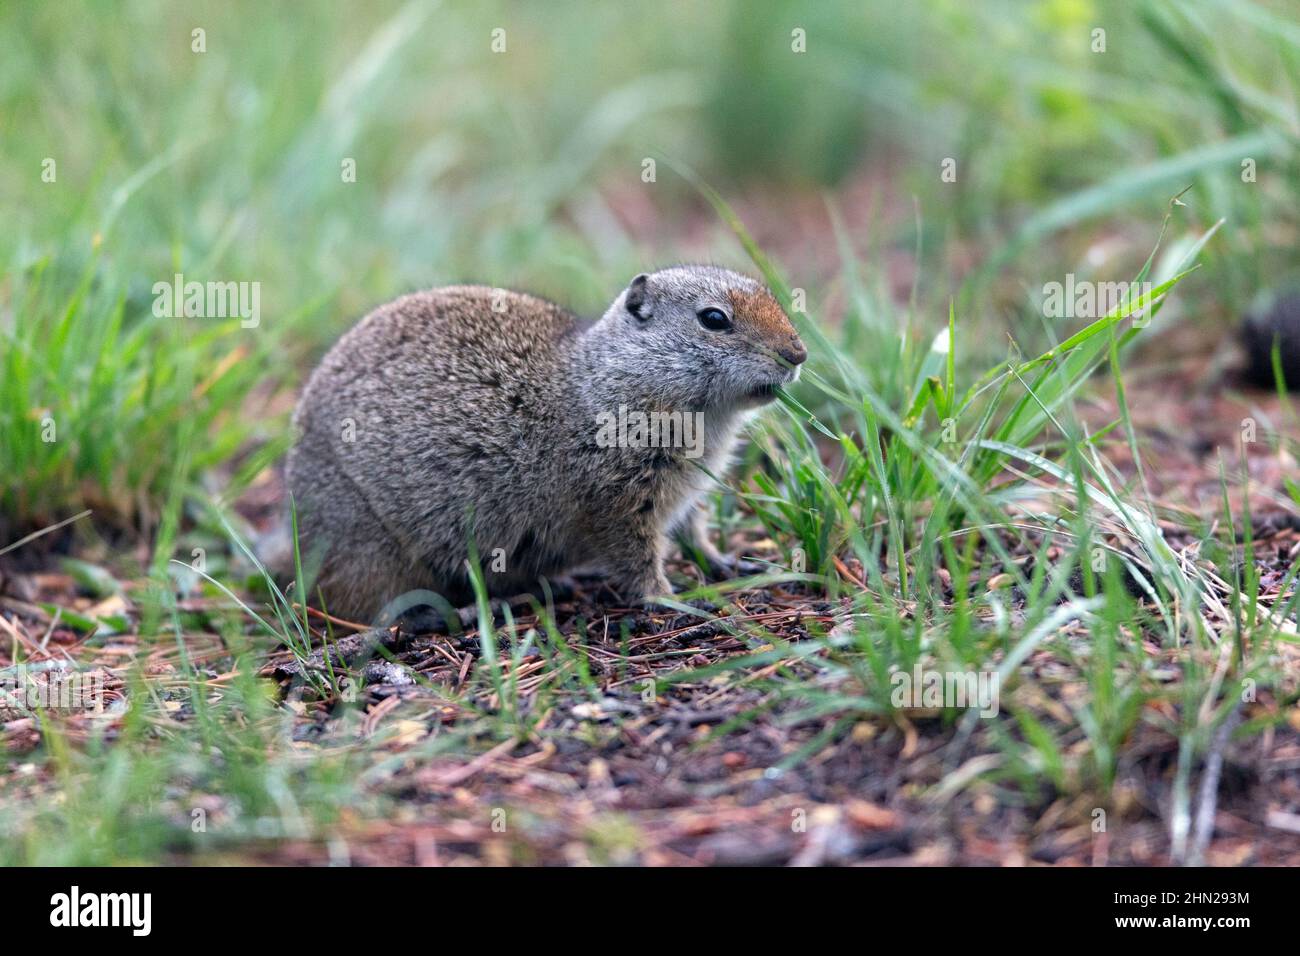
[297, 286, 576, 423]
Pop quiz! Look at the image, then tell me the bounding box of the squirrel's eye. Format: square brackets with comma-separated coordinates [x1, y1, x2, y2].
[697, 307, 731, 331]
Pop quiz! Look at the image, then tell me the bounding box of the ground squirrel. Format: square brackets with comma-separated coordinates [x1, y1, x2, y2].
[286, 265, 807, 622]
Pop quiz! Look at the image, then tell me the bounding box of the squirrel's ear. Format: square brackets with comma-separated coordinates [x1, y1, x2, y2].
[625, 274, 651, 320]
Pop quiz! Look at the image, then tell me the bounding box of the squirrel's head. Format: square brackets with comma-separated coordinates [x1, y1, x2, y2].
[601, 265, 807, 410]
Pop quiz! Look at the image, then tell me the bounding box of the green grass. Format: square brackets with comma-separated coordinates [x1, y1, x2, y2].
[0, 251, 282, 527]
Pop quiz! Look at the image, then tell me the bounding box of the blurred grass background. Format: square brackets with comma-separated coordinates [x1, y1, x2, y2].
[0, 0, 1296, 528]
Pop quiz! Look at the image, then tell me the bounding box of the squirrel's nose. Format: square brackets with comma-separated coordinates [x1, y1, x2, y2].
[778, 338, 808, 367]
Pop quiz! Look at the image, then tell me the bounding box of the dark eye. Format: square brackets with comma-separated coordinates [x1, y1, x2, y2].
[697, 307, 731, 331]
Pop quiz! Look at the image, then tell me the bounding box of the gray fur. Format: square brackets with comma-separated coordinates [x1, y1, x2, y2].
[285, 266, 807, 621]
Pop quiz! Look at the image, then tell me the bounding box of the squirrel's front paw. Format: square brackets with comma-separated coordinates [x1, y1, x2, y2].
[703, 551, 768, 580]
[614, 569, 673, 607]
